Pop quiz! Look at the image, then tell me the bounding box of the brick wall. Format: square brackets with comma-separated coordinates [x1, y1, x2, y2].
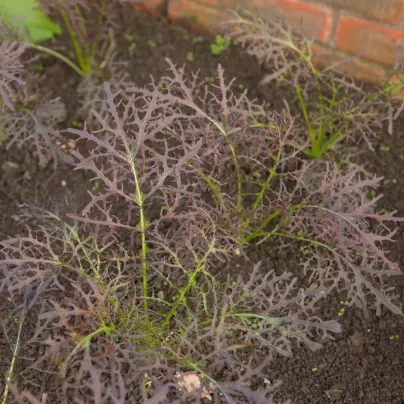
[136, 0, 404, 85]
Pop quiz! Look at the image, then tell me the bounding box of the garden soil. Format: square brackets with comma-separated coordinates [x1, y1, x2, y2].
[1, 8, 404, 404]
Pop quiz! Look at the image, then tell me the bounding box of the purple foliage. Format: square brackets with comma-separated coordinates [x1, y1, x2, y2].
[0, 58, 402, 403]
[0, 22, 26, 110]
[0, 15, 71, 168]
[225, 8, 403, 147]
[2, 98, 69, 167]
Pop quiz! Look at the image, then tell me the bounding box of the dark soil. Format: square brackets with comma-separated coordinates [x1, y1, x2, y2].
[1, 6, 404, 404]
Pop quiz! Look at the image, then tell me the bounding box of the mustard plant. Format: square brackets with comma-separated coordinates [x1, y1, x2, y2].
[0, 60, 402, 402]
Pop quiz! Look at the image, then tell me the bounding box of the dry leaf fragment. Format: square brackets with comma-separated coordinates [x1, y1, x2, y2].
[175, 371, 213, 401]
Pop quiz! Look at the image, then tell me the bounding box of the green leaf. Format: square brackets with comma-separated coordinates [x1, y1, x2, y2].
[0, 0, 61, 43]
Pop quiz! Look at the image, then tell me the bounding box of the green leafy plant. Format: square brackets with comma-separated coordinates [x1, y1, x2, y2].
[27, 0, 115, 76]
[0, 0, 61, 42]
[1, 0, 113, 76]
[124, 34, 137, 53]
[295, 82, 346, 158]
[192, 35, 203, 44]
[186, 51, 193, 62]
[210, 34, 230, 55]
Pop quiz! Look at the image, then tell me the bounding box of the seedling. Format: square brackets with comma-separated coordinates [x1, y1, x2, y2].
[91, 180, 100, 191]
[192, 36, 203, 44]
[380, 145, 390, 152]
[128, 41, 137, 53]
[147, 39, 157, 48]
[70, 120, 83, 129]
[186, 51, 194, 62]
[210, 34, 230, 55]
[338, 300, 349, 317]
[367, 188, 376, 199]
[296, 83, 346, 158]
[32, 62, 44, 72]
[124, 34, 135, 42]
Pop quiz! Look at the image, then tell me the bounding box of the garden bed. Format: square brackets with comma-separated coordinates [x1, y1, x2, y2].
[1, 4, 404, 404]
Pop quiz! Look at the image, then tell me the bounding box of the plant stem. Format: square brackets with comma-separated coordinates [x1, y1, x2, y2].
[91, 0, 106, 59]
[27, 43, 85, 76]
[252, 139, 282, 212]
[1, 309, 26, 404]
[58, 7, 89, 74]
[162, 245, 213, 327]
[125, 144, 149, 310]
[181, 101, 243, 211]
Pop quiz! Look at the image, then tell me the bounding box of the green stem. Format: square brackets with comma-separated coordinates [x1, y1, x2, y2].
[296, 84, 316, 148]
[162, 246, 213, 327]
[125, 152, 148, 310]
[252, 139, 282, 212]
[162, 263, 203, 327]
[91, 0, 106, 59]
[140, 208, 148, 309]
[74, 5, 90, 62]
[27, 43, 85, 76]
[59, 7, 89, 74]
[1, 312, 26, 404]
[180, 100, 243, 212]
[132, 171, 148, 310]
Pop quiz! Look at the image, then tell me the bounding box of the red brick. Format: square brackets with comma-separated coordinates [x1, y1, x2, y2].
[222, 0, 333, 41]
[318, 0, 404, 24]
[168, 0, 232, 33]
[189, 0, 221, 5]
[335, 15, 404, 66]
[132, 0, 164, 17]
[311, 44, 387, 85]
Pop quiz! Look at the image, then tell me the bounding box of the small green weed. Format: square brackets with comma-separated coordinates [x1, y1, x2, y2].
[71, 120, 83, 129]
[128, 41, 137, 53]
[33, 62, 45, 72]
[124, 34, 137, 53]
[147, 39, 157, 48]
[124, 34, 135, 42]
[192, 36, 203, 44]
[186, 52, 194, 62]
[338, 300, 349, 317]
[210, 34, 230, 55]
[295, 84, 346, 159]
